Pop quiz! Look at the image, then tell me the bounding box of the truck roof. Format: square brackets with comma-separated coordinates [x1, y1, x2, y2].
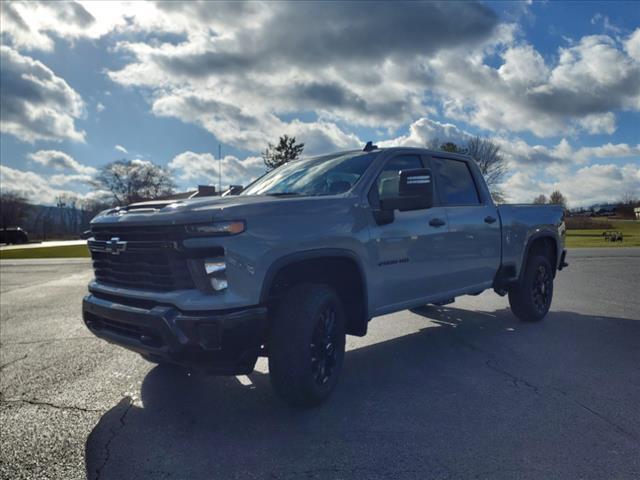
[347, 146, 474, 163]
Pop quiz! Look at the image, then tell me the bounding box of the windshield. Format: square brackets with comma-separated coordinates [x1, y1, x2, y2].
[242, 151, 377, 196]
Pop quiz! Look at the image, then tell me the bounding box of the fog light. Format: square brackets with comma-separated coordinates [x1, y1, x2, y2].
[210, 276, 228, 291]
[204, 260, 226, 275]
[203, 258, 228, 291]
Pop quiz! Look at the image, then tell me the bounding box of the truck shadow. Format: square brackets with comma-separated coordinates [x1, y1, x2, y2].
[85, 306, 640, 479]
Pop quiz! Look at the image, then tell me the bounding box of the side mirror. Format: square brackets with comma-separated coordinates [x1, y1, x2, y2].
[380, 168, 433, 212]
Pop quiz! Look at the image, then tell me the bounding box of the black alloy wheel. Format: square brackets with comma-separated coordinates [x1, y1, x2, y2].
[531, 263, 552, 314]
[310, 306, 339, 386]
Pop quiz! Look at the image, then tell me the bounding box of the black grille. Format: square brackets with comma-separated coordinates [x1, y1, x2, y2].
[89, 225, 195, 292]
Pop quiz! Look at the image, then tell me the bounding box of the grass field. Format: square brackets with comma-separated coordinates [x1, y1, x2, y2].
[0, 244, 90, 260]
[565, 219, 640, 248]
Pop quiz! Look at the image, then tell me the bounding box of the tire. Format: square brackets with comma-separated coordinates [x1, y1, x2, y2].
[508, 254, 554, 322]
[268, 284, 346, 407]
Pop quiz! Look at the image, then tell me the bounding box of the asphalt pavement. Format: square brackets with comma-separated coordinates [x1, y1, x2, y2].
[1, 249, 639, 479]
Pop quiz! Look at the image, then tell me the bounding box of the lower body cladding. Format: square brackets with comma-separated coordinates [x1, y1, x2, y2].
[82, 293, 267, 374]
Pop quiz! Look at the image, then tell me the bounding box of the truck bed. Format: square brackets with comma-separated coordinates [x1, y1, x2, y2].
[497, 204, 566, 278]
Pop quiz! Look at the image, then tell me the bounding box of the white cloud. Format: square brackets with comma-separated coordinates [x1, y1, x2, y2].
[96, 102, 105, 113]
[114, 144, 128, 153]
[625, 28, 640, 61]
[49, 173, 93, 186]
[28, 150, 96, 175]
[168, 151, 265, 189]
[0, 1, 125, 52]
[497, 44, 549, 87]
[0, 165, 91, 204]
[379, 117, 473, 148]
[498, 136, 640, 167]
[431, 34, 640, 137]
[103, 2, 502, 149]
[108, 7, 638, 143]
[2, 2, 638, 147]
[502, 163, 640, 206]
[0, 46, 85, 143]
[151, 91, 361, 154]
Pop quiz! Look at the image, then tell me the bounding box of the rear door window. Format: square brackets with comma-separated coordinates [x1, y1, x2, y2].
[432, 158, 480, 205]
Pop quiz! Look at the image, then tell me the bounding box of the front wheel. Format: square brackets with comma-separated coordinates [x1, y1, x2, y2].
[268, 284, 346, 407]
[508, 254, 554, 322]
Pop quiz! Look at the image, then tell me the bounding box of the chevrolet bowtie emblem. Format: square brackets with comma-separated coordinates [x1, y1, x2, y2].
[105, 237, 127, 255]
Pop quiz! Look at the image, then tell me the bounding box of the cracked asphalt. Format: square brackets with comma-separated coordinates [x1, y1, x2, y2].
[1, 249, 639, 479]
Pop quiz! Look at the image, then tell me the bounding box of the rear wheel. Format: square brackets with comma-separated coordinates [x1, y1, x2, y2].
[268, 284, 346, 407]
[508, 254, 554, 322]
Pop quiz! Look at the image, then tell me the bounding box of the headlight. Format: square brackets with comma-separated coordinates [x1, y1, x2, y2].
[186, 220, 245, 236]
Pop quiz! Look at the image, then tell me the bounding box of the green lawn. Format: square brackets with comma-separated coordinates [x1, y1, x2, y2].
[0, 244, 90, 259]
[566, 219, 640, 248]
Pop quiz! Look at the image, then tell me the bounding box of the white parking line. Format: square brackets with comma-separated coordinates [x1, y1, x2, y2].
[236, 375, 253, 386]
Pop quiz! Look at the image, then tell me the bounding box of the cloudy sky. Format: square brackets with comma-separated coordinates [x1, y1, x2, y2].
[1, 0, 639, 207]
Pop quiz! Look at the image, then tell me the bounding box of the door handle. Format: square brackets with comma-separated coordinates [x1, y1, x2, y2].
[429, 218, 446, 227]
[484, 216, 497, 224]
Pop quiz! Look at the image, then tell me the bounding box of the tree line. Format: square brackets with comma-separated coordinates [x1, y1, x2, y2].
[532, 191, 568, 208]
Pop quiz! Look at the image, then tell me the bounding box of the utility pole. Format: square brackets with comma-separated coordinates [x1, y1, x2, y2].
[218, 143, 222, 195]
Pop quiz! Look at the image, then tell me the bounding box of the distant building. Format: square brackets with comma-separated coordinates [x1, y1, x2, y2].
[635, 207, 640, 220]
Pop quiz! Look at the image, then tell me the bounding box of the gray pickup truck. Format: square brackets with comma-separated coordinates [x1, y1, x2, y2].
[83, 145, 567, 406]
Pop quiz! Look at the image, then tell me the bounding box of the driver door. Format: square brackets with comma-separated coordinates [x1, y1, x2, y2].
[367, 154, 450, 314]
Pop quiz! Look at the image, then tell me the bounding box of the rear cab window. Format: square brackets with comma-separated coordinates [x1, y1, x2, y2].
[432, 158, 480, 205]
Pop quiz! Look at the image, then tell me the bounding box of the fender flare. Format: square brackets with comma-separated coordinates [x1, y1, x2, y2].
[518, 231, 560, 280]
[260, 248, 370, 329]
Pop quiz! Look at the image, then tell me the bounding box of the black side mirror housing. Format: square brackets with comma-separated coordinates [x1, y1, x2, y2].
[380, 168, 433, 212]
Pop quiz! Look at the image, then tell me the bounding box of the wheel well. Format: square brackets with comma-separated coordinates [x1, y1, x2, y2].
[265, 257, 368, 336]
[526, 236, 558, 275]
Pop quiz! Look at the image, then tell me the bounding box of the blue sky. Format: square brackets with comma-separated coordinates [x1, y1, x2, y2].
[1, 1, 638, 207]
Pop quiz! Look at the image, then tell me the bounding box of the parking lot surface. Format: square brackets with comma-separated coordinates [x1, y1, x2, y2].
[1, 249, 639, 479]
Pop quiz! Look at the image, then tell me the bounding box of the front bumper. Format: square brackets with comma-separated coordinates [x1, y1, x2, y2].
[82, 293, 267, 374]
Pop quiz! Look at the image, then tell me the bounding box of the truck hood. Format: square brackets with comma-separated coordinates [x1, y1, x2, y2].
[91, 194, 354, 227]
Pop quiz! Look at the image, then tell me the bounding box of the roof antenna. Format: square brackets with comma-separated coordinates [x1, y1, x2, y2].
[363, 141, 378, 152]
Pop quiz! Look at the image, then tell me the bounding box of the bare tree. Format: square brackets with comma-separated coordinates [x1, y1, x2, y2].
[620, 191, 639, 206]
[439, 142, 464, 153]
[92, 160, 175, 205]
[56, 194, 82, 235]
[0, 191, 31, 228]
[262, 135, 305, 170]
[466, 137, 508, 203]
[81, 198, 114, 218]
[549, 190, 567, 209]
[532, 194, 548, 204]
